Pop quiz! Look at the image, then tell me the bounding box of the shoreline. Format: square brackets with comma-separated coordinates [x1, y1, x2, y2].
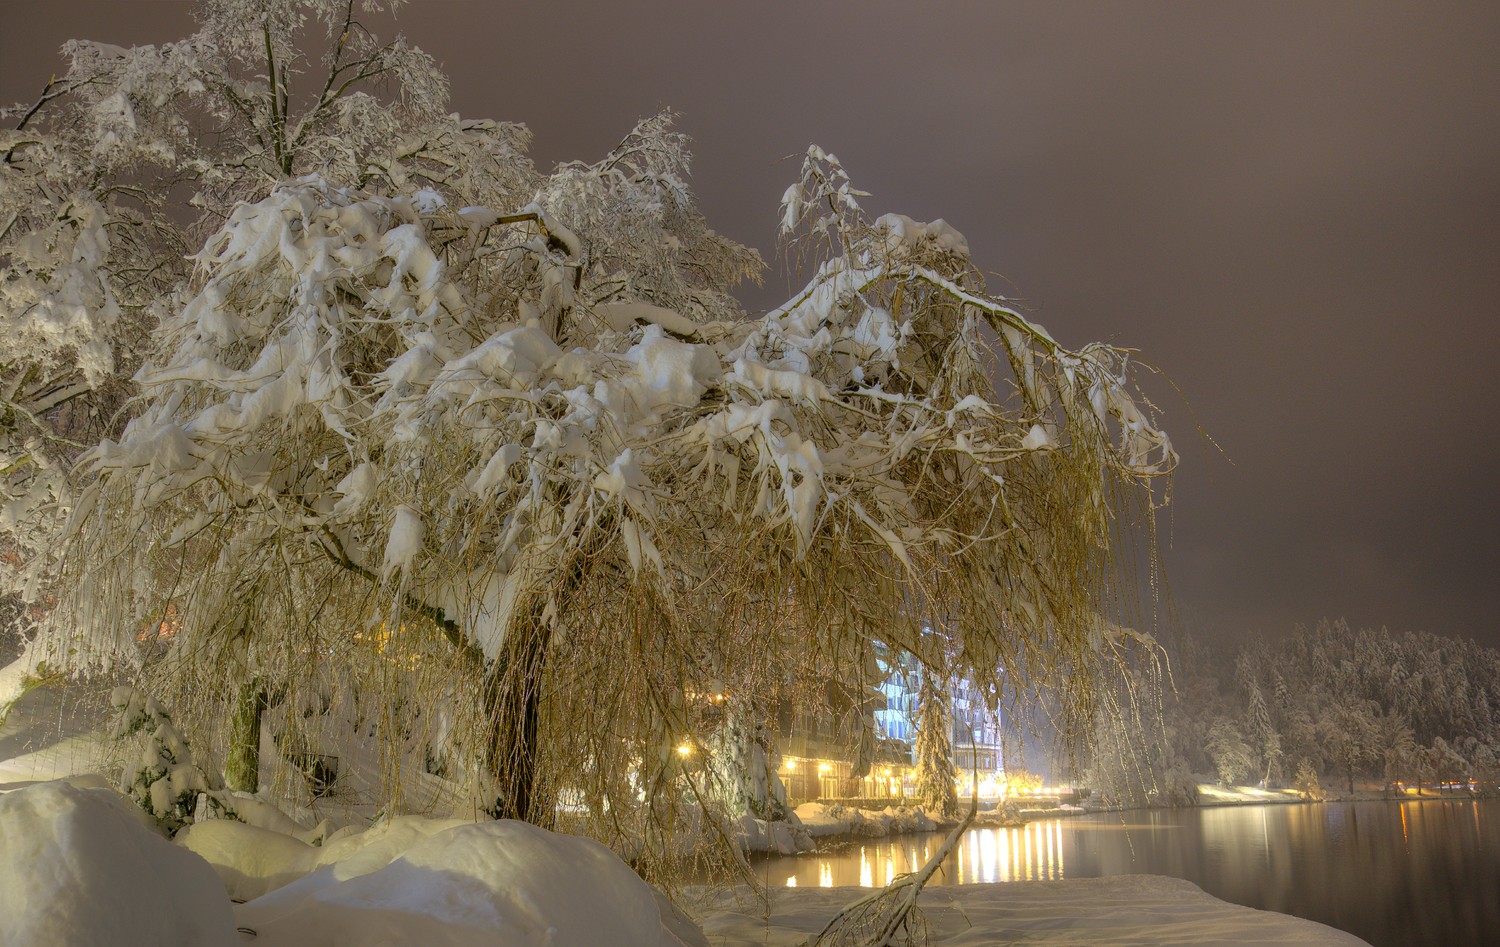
[770, 791, 1491, 858]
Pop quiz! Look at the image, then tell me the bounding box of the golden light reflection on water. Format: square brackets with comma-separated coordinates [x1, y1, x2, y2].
[765, 820, 1071, 888]
[1023, 822, 1033, 879]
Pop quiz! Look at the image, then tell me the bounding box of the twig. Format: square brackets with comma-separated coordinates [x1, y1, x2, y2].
[806, 728, 981, 946]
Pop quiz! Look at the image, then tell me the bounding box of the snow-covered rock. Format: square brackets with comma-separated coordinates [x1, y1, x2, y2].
[236, 817, 697, 946]
[0, 781, 235, 946]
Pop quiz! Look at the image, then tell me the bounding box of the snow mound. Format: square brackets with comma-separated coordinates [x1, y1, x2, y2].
[237, 818, 693, 946]
[311, 814, 476, 875]
[176, 819, 321, 901]
[0, 781, 235, 946]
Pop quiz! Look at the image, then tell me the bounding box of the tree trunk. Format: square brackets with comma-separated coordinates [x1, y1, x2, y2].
[482, 599, 553, 826]
[225, 680, 266, 793]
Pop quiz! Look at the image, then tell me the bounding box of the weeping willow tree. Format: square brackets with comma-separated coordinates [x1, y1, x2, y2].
[44, 131, 1174, 874]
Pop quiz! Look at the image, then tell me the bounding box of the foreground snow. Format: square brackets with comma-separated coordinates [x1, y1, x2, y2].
[0, 778, 1371, 947]
[693, 878, 1370, 946]
[0, 781, 693, 946]
[0, 782, 236, 946]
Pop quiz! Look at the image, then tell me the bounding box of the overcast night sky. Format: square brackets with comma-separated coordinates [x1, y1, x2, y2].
[4, 1, 1498, 650]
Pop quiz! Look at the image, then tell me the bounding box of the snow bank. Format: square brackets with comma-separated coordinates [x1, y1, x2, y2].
[694, 875, 1371, 946]
[0, 781, 235, 946]
[792, 801, 940, 839]
[731, 813, 813, 854]
[236, 818, 694, 946]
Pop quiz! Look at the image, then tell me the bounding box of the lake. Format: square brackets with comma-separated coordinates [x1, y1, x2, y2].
[748, 799, 1500, 947]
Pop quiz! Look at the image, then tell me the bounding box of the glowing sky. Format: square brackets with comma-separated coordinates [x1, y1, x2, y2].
[4, 0, 1497, 647]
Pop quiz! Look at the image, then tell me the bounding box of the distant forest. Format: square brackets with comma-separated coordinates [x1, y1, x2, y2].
[1084, 619, 1500, 805]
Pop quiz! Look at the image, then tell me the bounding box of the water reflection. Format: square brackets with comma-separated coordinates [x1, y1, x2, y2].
[750, 800, 1500, 947]
[761, 819, 1072, 888]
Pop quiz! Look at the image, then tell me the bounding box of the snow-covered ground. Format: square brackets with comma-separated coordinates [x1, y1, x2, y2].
[692, 877, 1368, 946]
[1, 681, 1371, 946]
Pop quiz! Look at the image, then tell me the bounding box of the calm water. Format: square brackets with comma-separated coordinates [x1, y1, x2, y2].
[749, 800, 1500, 947]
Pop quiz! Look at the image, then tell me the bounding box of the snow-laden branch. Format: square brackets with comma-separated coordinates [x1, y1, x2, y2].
[44, 105, 1175, 856]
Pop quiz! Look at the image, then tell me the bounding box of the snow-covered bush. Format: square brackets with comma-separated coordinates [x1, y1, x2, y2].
[110, 685, 214, 833]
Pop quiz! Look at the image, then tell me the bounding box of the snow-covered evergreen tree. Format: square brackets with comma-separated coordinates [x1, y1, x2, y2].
[913, 667, 959, 820]
[707, 696, 790, 822]
[111, 686, 212, 834]
[1246, 682, 1280, 785]
[1293, 758, 1324, 801]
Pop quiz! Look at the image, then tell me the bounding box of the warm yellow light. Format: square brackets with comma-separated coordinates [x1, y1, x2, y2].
[676, 743, 692, 757]
[818, 762, 832, 774]
[784, 759, 797, 772]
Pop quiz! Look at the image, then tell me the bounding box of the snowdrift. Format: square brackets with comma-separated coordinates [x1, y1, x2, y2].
[0, 780, 697, 946]
[0, 781, 236, 946]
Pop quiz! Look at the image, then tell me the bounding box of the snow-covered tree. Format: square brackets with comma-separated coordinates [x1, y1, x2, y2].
[2, 0, 517, 632]
[38, 13, 1176, 870]
[1464, 739, 1500, 798]
[707, 695, 791, 823]
[1292, 758, 1324, 801]
[1322, 700, 1380, 793]
[1245, 682, 1281, 785]
[1381, 714, 1419, 790]
[913, 665, 959, 820]
[1, 114, 154, 597]
[1204, 718, 1252, 787]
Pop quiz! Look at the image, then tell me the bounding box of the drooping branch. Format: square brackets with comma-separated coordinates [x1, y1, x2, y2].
[314, 526, 482, 665]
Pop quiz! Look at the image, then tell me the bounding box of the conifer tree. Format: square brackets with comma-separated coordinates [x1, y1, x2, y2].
[914, 666, 959, 820]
